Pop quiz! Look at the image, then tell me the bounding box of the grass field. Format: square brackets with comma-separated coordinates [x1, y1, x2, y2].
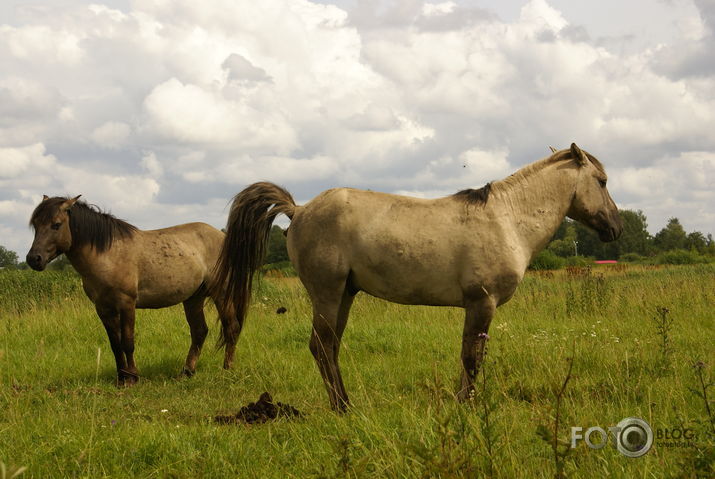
[0, 265, 713, 478]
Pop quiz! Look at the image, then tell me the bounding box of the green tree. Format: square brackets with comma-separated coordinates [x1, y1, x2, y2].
[0, 245, 19, 267]
[265, 225, 289, 264]
[547, 223, 578, 257]
[685, 231, 708, 253]
[615, 209, 652, 256]
[654, 218, 687, 252]
[705, 234, 715, 256]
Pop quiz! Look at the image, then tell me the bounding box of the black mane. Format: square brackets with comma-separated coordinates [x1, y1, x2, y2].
[452, 183, 491, 205]
[30, 197, 137, 252]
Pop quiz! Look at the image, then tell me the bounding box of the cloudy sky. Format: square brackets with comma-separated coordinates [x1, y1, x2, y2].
[1, 0, 714, 256]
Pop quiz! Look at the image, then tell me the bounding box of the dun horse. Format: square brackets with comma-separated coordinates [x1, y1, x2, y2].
[27, 196, 239, 385]
[213, 143, 623, 410]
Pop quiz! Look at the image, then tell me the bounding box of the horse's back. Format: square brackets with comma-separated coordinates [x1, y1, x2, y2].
[134, 222, 224, 308]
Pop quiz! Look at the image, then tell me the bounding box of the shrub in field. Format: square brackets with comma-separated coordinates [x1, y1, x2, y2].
[529, 250, 566, 270]
[651, 306, 675, 373]
[262, 261, 297, 277]
[564, 255, 593, 267]
[565, 272, 610, 316]
[656, 249, 711, 265]
[620, 252, 646, 263]
[565, 265, 591, 278]
[679, 361, 715, 477]
[0, 269, 82, 316]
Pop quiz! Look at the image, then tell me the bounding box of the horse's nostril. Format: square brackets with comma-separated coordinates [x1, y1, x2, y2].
[26, 253, 42, 266]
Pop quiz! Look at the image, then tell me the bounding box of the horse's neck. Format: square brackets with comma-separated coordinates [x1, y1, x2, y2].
[65, 244, 107, 278]
[495, 165, 575, 260]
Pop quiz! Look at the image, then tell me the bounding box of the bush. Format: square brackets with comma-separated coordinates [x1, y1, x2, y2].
[564, 255, 594, 267]
[262, 260, 297, 277]
[655, 249, 711, 265]
[620, 252, 646, 263]
[529, 250, 566, 270]
[0, 269, 82, 316]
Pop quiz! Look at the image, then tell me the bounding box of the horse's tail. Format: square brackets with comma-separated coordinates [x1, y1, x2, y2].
[211, 182, 296, 345]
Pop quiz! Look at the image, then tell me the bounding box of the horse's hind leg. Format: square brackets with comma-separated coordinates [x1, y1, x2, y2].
[332, 289, 354, 401]
[457, 296, 496, 401]
[212, 298, 239, 370]
[181, 295, 209, 376]
[308, 284, 354, 412]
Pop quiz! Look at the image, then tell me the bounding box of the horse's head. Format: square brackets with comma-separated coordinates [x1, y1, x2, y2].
[566, 144, 622, 242]
[26, 195, 81, 271]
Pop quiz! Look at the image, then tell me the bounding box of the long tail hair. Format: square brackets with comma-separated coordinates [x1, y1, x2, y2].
[211, 182, 296, 341]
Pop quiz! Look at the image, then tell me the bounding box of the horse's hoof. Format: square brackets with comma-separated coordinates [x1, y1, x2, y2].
[118, 377, 138, 387]
[179, 368, 195, 378]
[117, 369, 139, 386]
[456, 388, 476, 402]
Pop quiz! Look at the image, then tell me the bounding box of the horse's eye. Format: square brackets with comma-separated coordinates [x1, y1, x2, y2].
[51, 222, 61, 230]
[599, 179, 607, 187]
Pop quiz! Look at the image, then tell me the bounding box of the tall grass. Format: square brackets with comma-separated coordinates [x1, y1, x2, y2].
[0, 264, 713, 477]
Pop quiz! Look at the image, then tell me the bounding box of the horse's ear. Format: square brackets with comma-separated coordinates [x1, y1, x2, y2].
[570, 143, 588, 167]
[42, 194, 49, 201]
[61, 195, 81, 211]
[549, 146, 557, 153]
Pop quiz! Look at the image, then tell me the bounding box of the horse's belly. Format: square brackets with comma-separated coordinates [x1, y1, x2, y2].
[352, 266, 463, 307]
[135, 290, 192, 309]
[135, 270, 204, 308]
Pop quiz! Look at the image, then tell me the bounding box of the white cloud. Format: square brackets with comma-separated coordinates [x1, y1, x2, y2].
[422, 2, 457, 17]
[91, 121, 131, 149]
[0, 143, 56, 179]
[0, 24, 84, 64]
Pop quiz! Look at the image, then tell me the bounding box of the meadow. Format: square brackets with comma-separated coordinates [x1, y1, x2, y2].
[0, 264, 713, 478]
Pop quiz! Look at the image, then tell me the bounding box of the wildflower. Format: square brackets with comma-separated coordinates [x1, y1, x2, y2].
[161, 409, 168, 413]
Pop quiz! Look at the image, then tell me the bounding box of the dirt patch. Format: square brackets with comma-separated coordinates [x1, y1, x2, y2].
[214, 392, 302, 425]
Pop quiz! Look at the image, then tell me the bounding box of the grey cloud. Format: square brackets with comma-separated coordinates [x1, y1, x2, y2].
[649, 0, 715, 79]
[222, 54, 272, 83]
[347, 0, 493, 31]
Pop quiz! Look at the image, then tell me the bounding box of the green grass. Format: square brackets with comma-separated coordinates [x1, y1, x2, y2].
[0, 265, 713, 478]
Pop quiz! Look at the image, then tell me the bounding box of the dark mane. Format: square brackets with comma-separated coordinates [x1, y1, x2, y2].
[452, 183, 491, 205]
[30, 197, 137, 253]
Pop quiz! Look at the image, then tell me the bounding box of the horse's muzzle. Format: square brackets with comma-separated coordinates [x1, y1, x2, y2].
[597, 220, 623, 242]
[26, 252, 46, 271]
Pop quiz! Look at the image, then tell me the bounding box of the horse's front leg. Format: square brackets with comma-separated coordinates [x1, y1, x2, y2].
[96, 305, 128, 386]
[118, 300, 139, 385]
[457, 295, 496, 401]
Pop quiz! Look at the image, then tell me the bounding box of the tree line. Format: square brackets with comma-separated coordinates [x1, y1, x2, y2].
[2, 211, 712, 271]
[545, 210, 714, 260]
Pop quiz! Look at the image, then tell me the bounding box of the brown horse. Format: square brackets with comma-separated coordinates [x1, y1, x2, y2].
[212, 143, 623, 411]
[27, 196, 239, 385]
